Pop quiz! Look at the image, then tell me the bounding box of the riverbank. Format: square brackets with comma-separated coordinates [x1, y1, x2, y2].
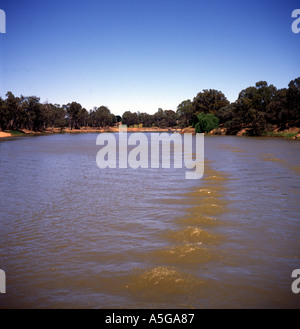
[208, 126, 300, 139]
[0, 131, 14, 138]
[0, 127, 179, 139]
[1, 126, 300, 139]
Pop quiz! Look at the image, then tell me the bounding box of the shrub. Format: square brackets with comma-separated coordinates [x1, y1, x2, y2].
[195, 112, 219, 133]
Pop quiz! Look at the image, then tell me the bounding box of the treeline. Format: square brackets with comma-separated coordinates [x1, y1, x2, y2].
[0, 92, 177, 132]
[0, 94, 120, 131]
[0, 77, 299, 135]
[177, 77, 300, 135]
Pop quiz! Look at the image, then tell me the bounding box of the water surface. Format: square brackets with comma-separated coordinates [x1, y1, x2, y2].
[0, 133, 299, 308]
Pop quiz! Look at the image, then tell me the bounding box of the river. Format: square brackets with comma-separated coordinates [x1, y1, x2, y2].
[0, 133, 299, 308]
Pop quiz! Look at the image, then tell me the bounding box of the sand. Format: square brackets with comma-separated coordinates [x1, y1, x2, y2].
[0, 132, 12, 138]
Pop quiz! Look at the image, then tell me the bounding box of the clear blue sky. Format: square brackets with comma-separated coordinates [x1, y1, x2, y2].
[0, 0, 299, 115]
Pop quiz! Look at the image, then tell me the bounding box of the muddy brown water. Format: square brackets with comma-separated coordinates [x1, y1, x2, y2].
[0, 133, 299, 308]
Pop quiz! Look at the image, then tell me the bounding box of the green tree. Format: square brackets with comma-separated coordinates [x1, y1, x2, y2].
[164, 110, 177, 127]
[245, 108, 266, 136]
[153, 108, 165, 127]
[152, 108, 177, 127]
[89, 106, 114, 127]
[0, 96, 8, 131]
[286, 77, 300, 125]
[252, 81, 277, 112]
[224, 116, 243, 135]
[50, 104, 66, 129]
[78, 108, 89, 127]
[176, 100, 193, 127]
[24, 97, 50, 131]
[4, 92, 25, 130]
[64, 102, 83, 129]
[266, 88, 288, 126]
[115, 115, 122, 123]
[195, 112, 219, 133]
[215, 103, 235, 124]
[138, 112, 154, 127]
[192, 89, 229, 125]
[122, 111, 139, 126]
[223, 81, 277, 135]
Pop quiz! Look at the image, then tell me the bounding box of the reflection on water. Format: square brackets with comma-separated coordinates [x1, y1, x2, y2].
[0, 134, 300, 308]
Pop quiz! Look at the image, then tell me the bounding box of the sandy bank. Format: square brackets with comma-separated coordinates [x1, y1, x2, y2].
[1, 126, 299, 139]
[0, 132, 12, 138]
[0, 127, 179, 139]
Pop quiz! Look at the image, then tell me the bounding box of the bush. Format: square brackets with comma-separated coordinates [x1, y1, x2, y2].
[195, 112, 219, 133]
